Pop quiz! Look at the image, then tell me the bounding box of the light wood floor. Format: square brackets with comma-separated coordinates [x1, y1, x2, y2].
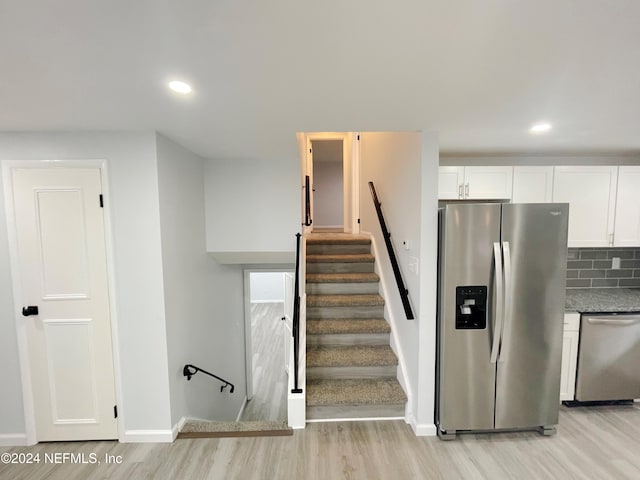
[239, 302, 287, 422]
[2, 404, 639, 479]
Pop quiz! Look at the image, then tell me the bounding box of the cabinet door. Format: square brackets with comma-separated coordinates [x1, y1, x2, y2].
[560, 330, 579, 402]
[464, 166, 513, 200]
[438, 166, 464, 199]
[613, 166, 640, 246]
[552, 166, 618, 247]
[512, 166, 553, 203]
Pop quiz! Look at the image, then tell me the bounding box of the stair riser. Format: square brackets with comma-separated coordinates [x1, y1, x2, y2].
[306, 365, 397, 380]
[307, 333, 390, 346]
[306, 282, 379, 295]
[307, 262, 374, 274]
[307, 244, 371, 255]
[307, 305, 385, 319]
[306, 404, 406, 420]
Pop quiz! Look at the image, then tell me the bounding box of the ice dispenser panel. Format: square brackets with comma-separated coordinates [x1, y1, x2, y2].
[455, 286, 487, 329]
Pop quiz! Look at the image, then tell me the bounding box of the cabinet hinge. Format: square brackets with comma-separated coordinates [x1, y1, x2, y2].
[99, 194, 104, 208]
[114, 405, 118, 418]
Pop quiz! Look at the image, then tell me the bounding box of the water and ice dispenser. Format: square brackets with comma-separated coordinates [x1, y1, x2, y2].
[455, 286, 487, 329]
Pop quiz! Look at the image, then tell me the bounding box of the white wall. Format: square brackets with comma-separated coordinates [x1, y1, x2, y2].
[359, 131, 439, 434]
[157, 134, 246, 426]
[313, 161, 343, 227]
[204, 157, 300, 262]
[250, 272, 285, 303]
[440, 154, 640, 166]
[0, 132, 173, 439]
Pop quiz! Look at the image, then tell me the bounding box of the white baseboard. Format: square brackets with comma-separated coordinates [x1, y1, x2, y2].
[171, 417, 188, 441]
[122, 429, 174, 443]
[408, 420, 437, 437]
[306, 417, 404, 423]
[250, 300, 285, 304]
[0, 433, 30, 446]
[235, 397, 248, 422]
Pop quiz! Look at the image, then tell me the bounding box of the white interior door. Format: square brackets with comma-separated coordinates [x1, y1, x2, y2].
[12, 167, 117, 442]
[283, 272, 294, 375]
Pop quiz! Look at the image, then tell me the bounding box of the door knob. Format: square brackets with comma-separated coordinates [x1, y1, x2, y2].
[22, 306, 39, 316]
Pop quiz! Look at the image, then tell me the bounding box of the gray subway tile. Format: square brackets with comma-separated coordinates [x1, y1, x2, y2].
[635, 250, 640, 259]
[567, 249, 579, 260]
[579, 269, 606, 279]
[567, 260, 593, 269]
[566, 279, 591, 288]
[593, 260, 612, 269]
[620, 259, 640, 269]
[591, 279, 619, 288]
[579, 250, 608, 259]
[566, 270, 579, 278]
[635, 270, 640, 277]
[618, 278, 640, 287]
[607, 250, 635, 259]
[606, 269, 634, 278]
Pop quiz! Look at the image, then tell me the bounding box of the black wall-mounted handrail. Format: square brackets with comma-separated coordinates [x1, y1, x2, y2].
[368, 182, 415, 320]
[303, 175, 312, 227]
[183, 364, 234, 393]
[291, 233, 303, 394]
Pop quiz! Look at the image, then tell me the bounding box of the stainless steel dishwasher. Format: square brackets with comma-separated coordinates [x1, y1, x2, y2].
[575, 312, 640, 402]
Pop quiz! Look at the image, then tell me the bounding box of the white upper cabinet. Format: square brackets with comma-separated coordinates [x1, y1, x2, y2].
[552, 166, 618, 247]
[512, 166, 554, 203]
[438, 166, 465, 199]
[613, 166, 640, 246]
[438, 166, 513, 200]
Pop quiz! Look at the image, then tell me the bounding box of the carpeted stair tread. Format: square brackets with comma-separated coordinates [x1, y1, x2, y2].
[178, 420, 292, 438]
[307, 345, 398, 367]
[307, 253, 374, 263]
[307, 294, 384, 307]
[306, 378, 407, 406]
[306, 272, 379, 284]
[307, 235, 371, 245]
[307, 319, 390, 335]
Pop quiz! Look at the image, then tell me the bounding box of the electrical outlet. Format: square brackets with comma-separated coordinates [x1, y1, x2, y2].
[612, 257, 621, 270]
[408, 256, 419, 275]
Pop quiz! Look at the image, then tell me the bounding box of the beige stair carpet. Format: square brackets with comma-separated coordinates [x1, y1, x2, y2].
[177, 420, 292, 439]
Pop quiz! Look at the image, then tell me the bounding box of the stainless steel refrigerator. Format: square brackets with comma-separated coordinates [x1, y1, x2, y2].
[436, 203, 569, 439]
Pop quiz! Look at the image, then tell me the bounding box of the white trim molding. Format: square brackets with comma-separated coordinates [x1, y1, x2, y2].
[171, 417, 187, 441]
[122, 429, 175, 443]
[409, 422, 437, 437]
[0, 433, 31, 447]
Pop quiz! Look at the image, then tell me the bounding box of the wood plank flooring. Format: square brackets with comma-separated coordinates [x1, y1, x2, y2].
[239, 302, 287, 422]
[2, 403, 639, 479]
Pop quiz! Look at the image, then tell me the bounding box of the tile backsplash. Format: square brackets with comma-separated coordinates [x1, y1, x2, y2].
[566, 248, 640, 289]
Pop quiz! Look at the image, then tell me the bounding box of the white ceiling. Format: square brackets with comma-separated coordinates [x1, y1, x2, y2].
[1, 1, 639, 160]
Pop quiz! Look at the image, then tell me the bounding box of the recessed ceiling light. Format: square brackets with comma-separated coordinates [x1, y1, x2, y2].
[168, 80, 192, 95]
[530, 123, 552, 134]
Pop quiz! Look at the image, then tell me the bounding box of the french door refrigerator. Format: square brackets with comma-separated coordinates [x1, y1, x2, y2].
[436, 203, 569, 439]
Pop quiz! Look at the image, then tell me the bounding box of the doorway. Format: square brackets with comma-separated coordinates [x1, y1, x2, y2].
[241, 271, 292, 422]
[3, 163, 119, 443]
[311, 139, 344, 231]
[302, 132, 359, 234]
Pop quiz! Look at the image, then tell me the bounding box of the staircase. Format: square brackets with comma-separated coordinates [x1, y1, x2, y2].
[305, 233, 407, 420]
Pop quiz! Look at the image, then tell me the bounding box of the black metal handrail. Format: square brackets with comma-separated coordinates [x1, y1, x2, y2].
[291, 232, 303, 394]
[183, 364, 234, 393]
[303, 175, 312, 227]
[368, 182, 415, 320]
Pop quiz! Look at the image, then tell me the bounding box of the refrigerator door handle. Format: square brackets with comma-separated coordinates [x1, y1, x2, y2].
[490, 242, 504, 364]
[500, 241, 513, 363]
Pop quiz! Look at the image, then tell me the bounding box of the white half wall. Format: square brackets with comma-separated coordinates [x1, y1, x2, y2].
[358, 131, 439, 433]
[250, 272, 285, 303]
[157, 134, 246, 426]
[204, 157, 300, 261]
[0, 132, 173, 439]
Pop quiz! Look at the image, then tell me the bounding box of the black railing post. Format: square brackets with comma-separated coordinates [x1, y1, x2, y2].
[303, 176, 312, 227]
[368, 182, 415, 320]
[291, 232, 303, 393]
